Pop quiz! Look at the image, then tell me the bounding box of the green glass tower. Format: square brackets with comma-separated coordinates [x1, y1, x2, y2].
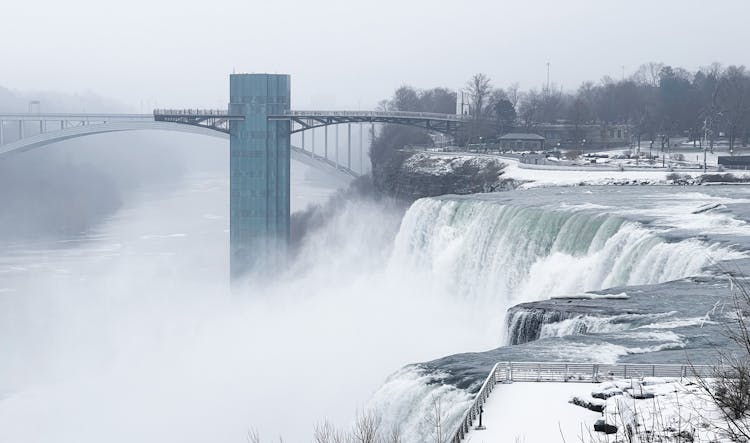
[229, 74, 291, 278]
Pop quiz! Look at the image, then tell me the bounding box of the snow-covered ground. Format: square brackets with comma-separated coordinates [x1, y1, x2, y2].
[467, 379, 728, 443]
[465, 382, 599, 443]
[589, 142, 748, 170]
[501, 157, 675, 188]
[410, 151, 732, 189]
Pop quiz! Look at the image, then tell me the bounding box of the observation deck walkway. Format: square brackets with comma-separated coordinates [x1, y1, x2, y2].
[451, 361, 714, 443]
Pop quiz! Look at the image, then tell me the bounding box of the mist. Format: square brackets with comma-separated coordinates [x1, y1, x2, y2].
[0, 130, 503, 442]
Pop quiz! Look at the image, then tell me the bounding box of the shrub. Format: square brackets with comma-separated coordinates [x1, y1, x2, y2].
[699, 173, 744, 183]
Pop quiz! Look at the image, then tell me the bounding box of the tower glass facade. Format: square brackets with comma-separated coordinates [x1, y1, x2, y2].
[229, 74, 291, 277]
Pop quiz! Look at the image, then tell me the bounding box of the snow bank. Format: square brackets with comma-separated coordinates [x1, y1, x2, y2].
[469, 378, 729, 443]
[501, 157, 673, 188]
[551, 292, 630, 300]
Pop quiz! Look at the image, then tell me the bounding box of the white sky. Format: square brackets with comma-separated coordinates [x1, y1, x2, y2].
[2, 0, 749, 111]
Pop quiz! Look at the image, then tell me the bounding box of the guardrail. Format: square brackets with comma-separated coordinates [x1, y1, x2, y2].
[280, 110, 474, 122]
[450, 362, 501, 443]
[450, 361, 716, 443]
[153, 109, 234, 116]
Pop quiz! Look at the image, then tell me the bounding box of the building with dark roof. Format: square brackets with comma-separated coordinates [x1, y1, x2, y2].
[499, 133, 545, 151]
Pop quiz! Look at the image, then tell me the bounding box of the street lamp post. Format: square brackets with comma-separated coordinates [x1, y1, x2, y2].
[703, 118, 709, 173]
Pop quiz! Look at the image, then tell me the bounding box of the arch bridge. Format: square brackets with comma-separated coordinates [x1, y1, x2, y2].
[0, 73, 479, 277]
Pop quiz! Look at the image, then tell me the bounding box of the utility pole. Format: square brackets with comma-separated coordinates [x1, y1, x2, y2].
[546, 62, 551, 93]
[703, 118, 709, 173]
[649, 140, 653, 161]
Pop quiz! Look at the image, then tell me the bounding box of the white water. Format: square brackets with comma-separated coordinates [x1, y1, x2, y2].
[392, 197, 741, 339]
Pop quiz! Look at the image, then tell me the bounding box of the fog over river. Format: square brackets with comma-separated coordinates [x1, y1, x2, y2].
[3, 142, 750, 442]
[0, 144, 489, 442]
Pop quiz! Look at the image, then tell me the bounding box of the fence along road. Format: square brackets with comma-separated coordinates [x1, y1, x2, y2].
[449, 361, 716, 443]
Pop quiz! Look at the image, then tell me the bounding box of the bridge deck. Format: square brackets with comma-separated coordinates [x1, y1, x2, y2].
[0, 113, 154, 121]
[270, 110, 472, 122]
[269, 110, 475, 135]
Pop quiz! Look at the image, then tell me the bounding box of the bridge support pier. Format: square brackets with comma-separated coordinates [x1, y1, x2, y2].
[0, 121, 4, 145]
[360, 124, 364, 174]
[229, 73, 291, 278]
[347, 123, 351, 171]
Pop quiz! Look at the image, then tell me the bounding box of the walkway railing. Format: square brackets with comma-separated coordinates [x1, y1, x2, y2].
[153, 109, 236, 116]
[281, 110, 474, 122]
[450, 361, 716, 443]
[450, 362, 501, 443]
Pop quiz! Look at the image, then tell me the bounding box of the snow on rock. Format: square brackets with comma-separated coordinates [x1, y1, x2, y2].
[400, 152, 501, 177]
[586, 378, 726, 442]
[552, 292, 630, 300]
[591, 383, 624, 399]
[570, 396, 605, 412]
[373, 152, 518, 199]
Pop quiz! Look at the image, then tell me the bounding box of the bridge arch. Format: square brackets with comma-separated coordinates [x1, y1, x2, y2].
[0, 120, 356, 180]
[0, 121, 230, 158]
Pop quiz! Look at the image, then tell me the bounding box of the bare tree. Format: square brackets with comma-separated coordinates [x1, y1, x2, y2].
[506, 82, 521, 109]
[691, 271, 750, 441]
[717, 66, 750, 154]
[312, 411, 401, 443]
[384, 424, 403, 443]
[466, 73, 493, 118]
[247, 428, 261, 443]
[425, 395, 450, 443]
[632, 62, 665, 87]
[352, 410, 383, 443]
[314, 420, 349, 443]
[518, 89, 542, 128]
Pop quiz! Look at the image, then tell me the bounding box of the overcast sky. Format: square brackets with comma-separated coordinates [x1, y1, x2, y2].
[2, 0, 749, 111]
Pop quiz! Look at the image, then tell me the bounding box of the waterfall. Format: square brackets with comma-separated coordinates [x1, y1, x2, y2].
[505, 307, 668, 345]
[390, 197, 738, 313]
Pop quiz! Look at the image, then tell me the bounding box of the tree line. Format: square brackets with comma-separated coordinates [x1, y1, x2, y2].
[371, 62, 750, 164]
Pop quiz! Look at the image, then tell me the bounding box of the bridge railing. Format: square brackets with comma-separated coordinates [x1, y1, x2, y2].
[280, 110, 475, 121]
[153, 109, 234, 116]
[449, 361, 717, 443]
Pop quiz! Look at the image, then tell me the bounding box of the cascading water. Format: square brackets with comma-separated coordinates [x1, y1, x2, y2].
[388, 196, 739, 336]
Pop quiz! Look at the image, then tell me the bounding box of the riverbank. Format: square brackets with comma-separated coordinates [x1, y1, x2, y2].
[372, 150, 750, 199]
